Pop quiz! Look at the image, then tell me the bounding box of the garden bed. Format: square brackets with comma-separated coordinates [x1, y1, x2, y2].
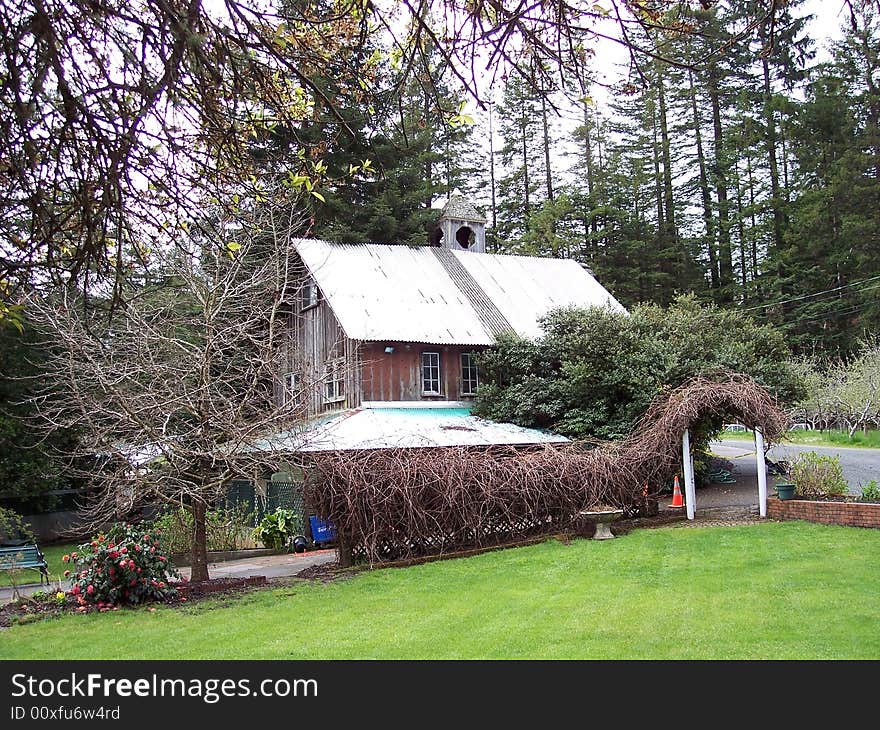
[0, 575, 269, 628]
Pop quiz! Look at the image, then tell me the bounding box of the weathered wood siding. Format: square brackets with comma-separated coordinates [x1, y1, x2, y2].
[361, 343, 485, 402]
[286, 286, 362, 417]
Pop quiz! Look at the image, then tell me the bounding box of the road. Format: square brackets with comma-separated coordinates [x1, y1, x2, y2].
[712, 439, 880, 495]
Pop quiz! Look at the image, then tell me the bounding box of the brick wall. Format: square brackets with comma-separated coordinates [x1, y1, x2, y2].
[767, 498, 880, 529]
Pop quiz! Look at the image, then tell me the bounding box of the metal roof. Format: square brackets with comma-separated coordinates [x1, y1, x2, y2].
[294, 238, 626, 345]
[262, 406, 569, 452]
[453, 250, 627, 340]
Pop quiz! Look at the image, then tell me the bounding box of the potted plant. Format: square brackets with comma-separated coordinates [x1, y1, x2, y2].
[768, 457, 796, 500]
[774, 482, 796, 500]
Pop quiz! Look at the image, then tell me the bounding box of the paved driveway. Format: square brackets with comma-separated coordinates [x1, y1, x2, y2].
[713, 439, 880, 496]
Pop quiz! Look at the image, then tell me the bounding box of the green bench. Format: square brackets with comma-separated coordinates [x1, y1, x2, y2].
[0, 543, 50, 585]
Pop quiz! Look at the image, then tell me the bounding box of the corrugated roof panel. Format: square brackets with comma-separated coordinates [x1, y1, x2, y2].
[295, 239, 495, 345]
[293, 239, 626, 345]
[292, 408, 569, 451]
[453, 250, 627, 340]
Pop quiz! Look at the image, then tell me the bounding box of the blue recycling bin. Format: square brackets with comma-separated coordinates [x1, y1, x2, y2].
[309, 515, 337, 546]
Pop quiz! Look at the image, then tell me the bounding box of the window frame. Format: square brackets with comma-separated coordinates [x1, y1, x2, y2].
[460, 352, 479, 396]
[420, 351, 442, 396]
[300, 277, 319, 311]
[283, 372, 302, 407]
[322, 358, 346, 405]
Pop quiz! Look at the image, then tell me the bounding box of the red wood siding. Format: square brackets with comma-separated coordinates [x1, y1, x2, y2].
[361, 343, 486, 402]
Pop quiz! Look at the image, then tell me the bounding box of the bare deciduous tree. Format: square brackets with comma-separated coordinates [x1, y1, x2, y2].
[0, 1, 783, 306]
[25, 201, 315, 581]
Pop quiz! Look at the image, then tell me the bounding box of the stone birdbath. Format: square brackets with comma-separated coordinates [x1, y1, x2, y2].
[578, 506, 625, 540]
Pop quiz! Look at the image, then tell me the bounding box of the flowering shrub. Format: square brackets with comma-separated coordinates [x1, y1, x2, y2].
[63, 523, 179, 606]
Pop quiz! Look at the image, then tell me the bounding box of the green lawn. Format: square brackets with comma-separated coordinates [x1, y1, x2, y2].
[2, 522, 878, 659]
[0, 541, 78, 588]
[719, 428, 880, 449]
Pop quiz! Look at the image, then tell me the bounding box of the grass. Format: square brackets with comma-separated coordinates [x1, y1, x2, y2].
[719, 428, 880, 449]
[0, 541, 78, 588]
[2, 521, 879, 659]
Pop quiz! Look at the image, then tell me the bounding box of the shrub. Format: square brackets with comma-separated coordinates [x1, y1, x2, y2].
[859, 479, 880, 502]
[149, 504, 254, 555]
[790, 451, 849, 498]
[0, 507, 35, 545]
[64, 522, 179, 606]
[473, 296, 803, 441]
[252, 509, 298, 551]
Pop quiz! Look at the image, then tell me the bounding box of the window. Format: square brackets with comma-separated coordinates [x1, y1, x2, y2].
[301, 277, 318, 311]
[323, 358, 345, 405]
[460, 352, 478, 396]
[283, 372, 301, 406]
[421, 352, 441, 395]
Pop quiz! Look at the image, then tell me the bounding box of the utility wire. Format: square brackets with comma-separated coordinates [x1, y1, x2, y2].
[741, 274, 880, 313]
[776, 303, 867, 328]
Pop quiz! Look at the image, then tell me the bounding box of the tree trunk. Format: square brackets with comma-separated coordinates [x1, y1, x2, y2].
[733, 157, 748, 291]
[658, 77, 677, 245]
[541, 94, 554, 202]
[489, 103, 497, 236]
[745, 150, 761, 296]
[762, 57, 786, 253]
[337, 531, 353, 568]
[521, 105, 531, 228]
[689, 68, 718, 290]
[708, 61, 733, 300]
[582, 105, 597, 243]
[190, 498, 210, 582]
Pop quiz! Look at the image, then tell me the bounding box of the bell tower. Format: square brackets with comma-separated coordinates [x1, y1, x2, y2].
[433, 189, 486, 253]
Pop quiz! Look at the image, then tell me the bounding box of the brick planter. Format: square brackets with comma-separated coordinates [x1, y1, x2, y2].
[767, 498, 880, 529]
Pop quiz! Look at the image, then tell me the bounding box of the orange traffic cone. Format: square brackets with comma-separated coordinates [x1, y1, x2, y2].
[669, 475, 684, 508]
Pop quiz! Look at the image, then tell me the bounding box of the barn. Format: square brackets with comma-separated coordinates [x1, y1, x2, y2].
[278, 191, 626, 450]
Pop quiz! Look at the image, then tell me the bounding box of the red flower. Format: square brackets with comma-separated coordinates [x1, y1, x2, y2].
[158, 581, 165, 588]
[120, 547, 127, 554]
[128, 559, 135, 569]
[63, 570, 70, 577]
[71, 552, 77, 559]
[129, 579, 136, 586]
[135, 544, 141, 552]
[86, 584, 95, 595]
[71, 585, 80, 595]
[119, 560, 127, 569]
[137, 568, 142, 573]
[91, 541, 97, 548]
[62, 554, 70, 563]
[109, 550, 118, 559]
[150, 547, 156, 554]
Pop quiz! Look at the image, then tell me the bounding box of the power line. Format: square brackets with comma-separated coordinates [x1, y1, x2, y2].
[777, 303, 867, 328]
[741, 274, 880, 313]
